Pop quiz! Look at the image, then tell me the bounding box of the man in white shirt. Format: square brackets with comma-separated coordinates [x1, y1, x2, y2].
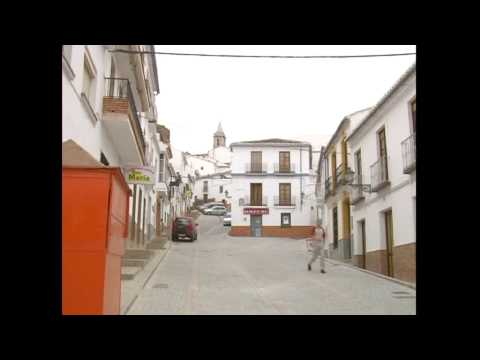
[308, 221, 326, 273]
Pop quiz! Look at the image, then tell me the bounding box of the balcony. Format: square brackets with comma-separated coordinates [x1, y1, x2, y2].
[325, 176, 335, 199]
[401, 133, 416, 174]
[370, 156, 390, 191]
[273, 163, 296, 174]
[273, 196, 297, 207]
[102, 77, 146, 166]
[245, 162, 268, 174]
[350, 174, 366, 205]
[336, 165, 355, 186]
[238, 196, 268, 206]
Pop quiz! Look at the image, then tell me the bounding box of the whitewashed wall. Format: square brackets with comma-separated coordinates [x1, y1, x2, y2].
[349, 71, 416, 255]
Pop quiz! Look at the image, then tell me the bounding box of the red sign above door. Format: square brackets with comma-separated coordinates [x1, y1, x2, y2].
[243, 208, 269, 215]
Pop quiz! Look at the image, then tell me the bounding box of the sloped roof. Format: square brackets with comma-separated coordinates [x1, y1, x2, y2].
[324, 107, 372, 152]
[62, 139, 105, 168]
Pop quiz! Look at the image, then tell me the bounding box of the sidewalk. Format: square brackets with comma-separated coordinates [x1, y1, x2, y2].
[121, 240, 172, 315]
[324, 257, 416, 290]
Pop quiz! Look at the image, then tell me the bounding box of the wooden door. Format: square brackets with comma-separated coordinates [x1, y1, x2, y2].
[250, 183, 262, 206]
[360, 220, 366, 269]
[251, 152, 262, 172]
[333, 207, 338, 249]
[378, 128, 388, 180]
[385, 210, 394, 277]
[279, 151, 290, 172]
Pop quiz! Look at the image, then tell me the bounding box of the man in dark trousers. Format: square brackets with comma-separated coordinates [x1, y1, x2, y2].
[308, 221, 326, 273]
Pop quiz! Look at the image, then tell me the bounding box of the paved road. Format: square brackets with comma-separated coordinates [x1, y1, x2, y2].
[127, 214, 416, 315]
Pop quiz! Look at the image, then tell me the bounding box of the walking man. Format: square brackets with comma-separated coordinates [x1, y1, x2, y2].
[308, 220, 326, 273]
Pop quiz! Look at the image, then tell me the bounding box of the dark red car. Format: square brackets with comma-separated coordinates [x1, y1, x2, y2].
[172, 217, 198, 241]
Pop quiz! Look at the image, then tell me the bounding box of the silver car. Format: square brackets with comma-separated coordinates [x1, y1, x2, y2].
[205, 206, 227, 216]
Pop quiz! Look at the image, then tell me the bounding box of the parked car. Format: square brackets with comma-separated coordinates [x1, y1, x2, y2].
[204, 205, 227, 216]
[172, 217, 198, 241]
[223, 213, 231, 226]
[200, 202, 224, 214]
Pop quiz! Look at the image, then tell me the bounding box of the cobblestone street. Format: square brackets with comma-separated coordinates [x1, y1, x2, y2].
[127, 214, 416, 315]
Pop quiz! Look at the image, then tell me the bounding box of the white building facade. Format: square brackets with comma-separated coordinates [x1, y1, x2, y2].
[316, 108, 372, 260]
[230, 139, 316, 238]
[347, 63, 416, 283]
[62, 45, 161, 249]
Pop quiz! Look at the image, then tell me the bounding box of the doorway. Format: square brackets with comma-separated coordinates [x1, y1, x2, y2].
[359, 220, 366, 269]
[251, 215, 262, 237]
[384, 210, 394, 277]
[332, 207, 338, 249]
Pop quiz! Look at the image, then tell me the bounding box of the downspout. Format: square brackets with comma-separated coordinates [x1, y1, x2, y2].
[300, 146, 303, 209]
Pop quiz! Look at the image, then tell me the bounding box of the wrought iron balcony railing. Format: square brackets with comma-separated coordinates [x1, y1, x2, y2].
[370, 156, 390, 191]
[245, 162, 268, 173]
[273, 196, 297, 207]
[104, 77, 145, 153]
[273, 163, 296, 173]
[239, 196, 268, 206]
[350, 174, 366, 204]
[325, 176, 335, 199]
[401, 133, 416, 174]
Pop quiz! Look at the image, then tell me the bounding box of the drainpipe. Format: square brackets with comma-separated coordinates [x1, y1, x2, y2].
[300, 146, 303, 209]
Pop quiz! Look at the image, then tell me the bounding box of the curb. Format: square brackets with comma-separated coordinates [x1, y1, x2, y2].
[324, 258, 416, 290]
[122, 241, 173, 315]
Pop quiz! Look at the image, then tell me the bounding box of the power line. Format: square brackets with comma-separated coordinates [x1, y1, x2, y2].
[109, 49, 416, 59]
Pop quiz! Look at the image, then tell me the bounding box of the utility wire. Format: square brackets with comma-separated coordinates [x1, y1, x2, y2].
[109, 49, 416, 59]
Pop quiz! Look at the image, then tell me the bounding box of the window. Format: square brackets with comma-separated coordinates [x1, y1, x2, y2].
[281, 213, 291, 227]
[219, 185, 223, 193]
[411, 98, 416, 133]
[250, 183, 262, 206]
[279, 151, 290, 172]
[342, 137, 348, 170]
[251, 151, 262, 172]
[158, 154, 164, 182]
[279, 183, 291, 206]
[100, 152, 109, 166]
[331, 151, 336, 188]
[203, 181, 208, 193]
[377, 128, 388, 180]
[354, 150, 362, 182]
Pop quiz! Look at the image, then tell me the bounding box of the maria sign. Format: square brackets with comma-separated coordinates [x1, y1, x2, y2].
[243, 208, 269, 215]
[124, 166, 155, 185]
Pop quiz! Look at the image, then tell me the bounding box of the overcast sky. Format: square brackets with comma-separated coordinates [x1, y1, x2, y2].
[154, 45, 416, 153]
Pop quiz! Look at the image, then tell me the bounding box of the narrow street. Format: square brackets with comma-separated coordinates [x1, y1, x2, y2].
[127, 214, 416, 315]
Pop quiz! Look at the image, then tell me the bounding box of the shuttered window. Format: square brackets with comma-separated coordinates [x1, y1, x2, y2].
[279, 152, 290, 172]
[251, 152, 262, 172]
[279, 183, 291, 205]
[250, 183, 262, 206]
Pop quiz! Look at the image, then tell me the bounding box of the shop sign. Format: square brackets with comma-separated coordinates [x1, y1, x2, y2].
[124, 166, 155, 185]
[243, 208, 269, 215]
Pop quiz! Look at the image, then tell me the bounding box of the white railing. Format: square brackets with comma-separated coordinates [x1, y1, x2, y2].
[238, 196, 268, 206]
[401, 133, 416, 173]
[273, 196, 297, 207]
[245, 162, 268, 173]
[273, 163, 296, 173]
[370, 156, 389, 191]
